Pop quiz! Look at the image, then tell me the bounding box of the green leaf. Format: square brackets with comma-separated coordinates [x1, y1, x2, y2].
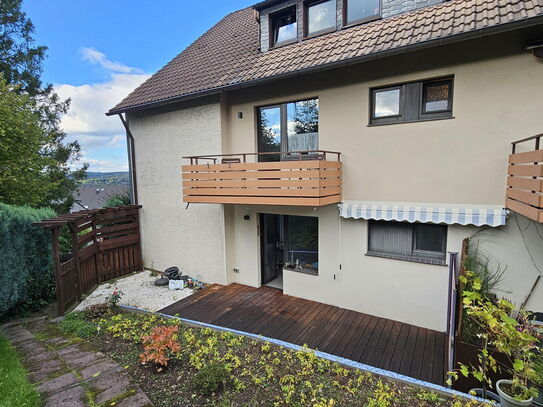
[513, 359, 524, 372]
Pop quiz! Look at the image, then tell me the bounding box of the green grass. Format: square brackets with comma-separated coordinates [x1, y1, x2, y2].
[0, 335, 41, 407]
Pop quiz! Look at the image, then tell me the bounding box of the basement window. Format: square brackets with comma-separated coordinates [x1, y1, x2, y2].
[344, 0, 381, 25]
[271, 7, 298, 47]
[370, 77, 454, 125]
[367, 220, 447, 265]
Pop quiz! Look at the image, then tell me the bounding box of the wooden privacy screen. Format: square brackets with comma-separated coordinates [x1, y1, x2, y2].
[182, 153, 342, 206]
[506, 134, 543, 223]
[33, 205, 143, 315]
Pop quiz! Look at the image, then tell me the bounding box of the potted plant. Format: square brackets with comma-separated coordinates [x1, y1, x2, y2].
[532, 356, 543, 406]
[449, 272, 540, 405]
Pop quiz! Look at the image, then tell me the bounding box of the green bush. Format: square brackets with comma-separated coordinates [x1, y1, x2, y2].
[191, 363, 232, 395]
[0, 203, 56, 318]
[103, 190, 131, 208]
[59, 312, 98, 338]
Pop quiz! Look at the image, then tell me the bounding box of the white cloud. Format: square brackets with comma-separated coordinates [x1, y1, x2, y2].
[55, 48, 151, 172]
[83, 157, 129, 172]
[80, 47, 143, 74]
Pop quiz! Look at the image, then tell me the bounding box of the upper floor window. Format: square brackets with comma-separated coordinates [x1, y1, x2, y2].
[370, 77, 454, 125]
[305, 0, 336, 36]
[344, 0, 381, 25]
[271, 7, 297, 47]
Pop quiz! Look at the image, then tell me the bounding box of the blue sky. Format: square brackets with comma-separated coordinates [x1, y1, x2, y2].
[23, 0, 253, 172]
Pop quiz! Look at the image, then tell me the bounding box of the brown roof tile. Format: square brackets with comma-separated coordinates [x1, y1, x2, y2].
[109, 0, 543, 114]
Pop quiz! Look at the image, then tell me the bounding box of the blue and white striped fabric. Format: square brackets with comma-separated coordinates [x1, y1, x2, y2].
[339, 201, 507, 227]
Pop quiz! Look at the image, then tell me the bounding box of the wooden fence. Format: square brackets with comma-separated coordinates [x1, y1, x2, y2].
[34, 205, 143, 315]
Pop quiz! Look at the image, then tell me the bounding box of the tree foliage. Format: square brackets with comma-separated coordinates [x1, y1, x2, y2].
[0, 0, 87, 213]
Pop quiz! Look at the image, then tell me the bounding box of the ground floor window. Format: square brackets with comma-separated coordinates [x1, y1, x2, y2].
[285, 215, 319, 273]
[367, 220, 447, 265]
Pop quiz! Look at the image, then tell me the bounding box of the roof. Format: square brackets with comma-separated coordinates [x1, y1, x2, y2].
[108, 0, 543, 115]
[70, 185, 129, 212]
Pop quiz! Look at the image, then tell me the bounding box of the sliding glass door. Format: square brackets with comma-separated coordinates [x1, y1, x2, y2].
[257, 99, 319, 162]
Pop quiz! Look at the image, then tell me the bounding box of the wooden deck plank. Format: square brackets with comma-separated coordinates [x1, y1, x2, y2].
[158, 283, 447, 385]
[409, 328, 428, 379]
[387, 323, 411, 373]
[378, 321, 403, 370]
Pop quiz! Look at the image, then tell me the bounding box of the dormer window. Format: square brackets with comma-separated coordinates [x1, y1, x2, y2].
[344, 0, 381, 25]
[305, 0, 336, 37]
[271, 7, 297, 47]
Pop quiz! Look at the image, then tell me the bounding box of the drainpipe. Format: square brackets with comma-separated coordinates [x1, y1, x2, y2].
[118, 113, 139, 205]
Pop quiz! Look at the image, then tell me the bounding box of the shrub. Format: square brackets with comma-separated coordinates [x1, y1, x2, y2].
[140, 325, 181, 367]
[59, 312, 98, 338]
[103, 190, 131, 208]
[191, 363, 232, 396]
[0, 203, 55, 318]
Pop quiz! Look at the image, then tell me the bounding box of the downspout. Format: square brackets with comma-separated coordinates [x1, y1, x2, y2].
[118, 113, 139, 205]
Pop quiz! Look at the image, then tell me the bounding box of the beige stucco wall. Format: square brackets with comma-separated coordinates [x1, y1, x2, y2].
[129, 101, 228, 284]
[471, 214, 543, 311]
[224, 30, 542, 205]
[219, 30, 543, 331]
[225, 204, 474, 332]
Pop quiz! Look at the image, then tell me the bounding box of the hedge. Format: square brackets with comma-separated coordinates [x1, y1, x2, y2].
[0, 203, 55, 317]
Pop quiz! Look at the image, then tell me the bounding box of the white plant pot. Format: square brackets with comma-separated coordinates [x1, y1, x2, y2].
[496, 379, 533, 407]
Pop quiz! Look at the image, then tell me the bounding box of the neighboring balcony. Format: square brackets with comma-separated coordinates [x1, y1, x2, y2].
[182, 150, 342, 206]
[506, 134, 543, 222]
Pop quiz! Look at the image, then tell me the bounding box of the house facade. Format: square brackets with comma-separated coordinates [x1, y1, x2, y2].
[109, 0, 543, 333]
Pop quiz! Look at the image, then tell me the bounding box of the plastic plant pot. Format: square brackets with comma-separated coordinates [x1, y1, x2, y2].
[469, 388, 500, 403]
[496, 379, 533, 407]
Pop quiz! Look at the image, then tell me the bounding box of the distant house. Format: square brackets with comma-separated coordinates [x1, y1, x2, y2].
[71, 185, 128, 212]
[108, 0, 543, 334]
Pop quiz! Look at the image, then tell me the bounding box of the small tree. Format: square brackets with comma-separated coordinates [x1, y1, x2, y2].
[449, 271, 540, 400]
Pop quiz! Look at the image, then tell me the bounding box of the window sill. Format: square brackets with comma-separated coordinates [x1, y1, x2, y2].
[284, 267, 319, 276]
[368, 116, 455, 127]
[366, 251, 447, 266]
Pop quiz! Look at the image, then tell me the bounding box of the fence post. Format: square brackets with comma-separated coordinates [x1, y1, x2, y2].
[69, 224, 83, 301]
[91, 215, 102, 284]
[51, 227, 64, 316]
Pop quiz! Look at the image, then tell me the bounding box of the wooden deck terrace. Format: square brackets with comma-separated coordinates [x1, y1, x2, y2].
[159, 283, 447, 385]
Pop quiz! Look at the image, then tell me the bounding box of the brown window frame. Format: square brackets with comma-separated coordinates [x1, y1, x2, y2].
[420, 79, 454, 116]
[367, 220, 448, 265]
[343, 0, 381, 27]
[369, 76, 454, 126]
[269, 6, 298, 49]
[303, 0, 338, 39]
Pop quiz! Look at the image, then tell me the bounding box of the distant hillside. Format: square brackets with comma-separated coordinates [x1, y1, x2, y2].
[81, 172, 130, 185]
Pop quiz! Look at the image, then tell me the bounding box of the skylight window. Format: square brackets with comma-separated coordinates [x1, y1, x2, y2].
[271, 7, 297, 46]
[345, 0, 381, 25]
[306, 0, 337, 36]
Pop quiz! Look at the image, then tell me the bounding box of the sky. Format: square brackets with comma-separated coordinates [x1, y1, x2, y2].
[23, 0, 254, 172]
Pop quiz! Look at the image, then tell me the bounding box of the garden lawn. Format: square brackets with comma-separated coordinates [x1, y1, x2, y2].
[69, 309, 487, 407]
[0, 335, 41, 407]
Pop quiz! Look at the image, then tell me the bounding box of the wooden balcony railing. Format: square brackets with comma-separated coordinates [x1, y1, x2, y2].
[506, 134, 543, 222]
[182, 151, 342, 206]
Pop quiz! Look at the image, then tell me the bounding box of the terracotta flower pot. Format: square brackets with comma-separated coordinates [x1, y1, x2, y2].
[496, 379, 533, 407]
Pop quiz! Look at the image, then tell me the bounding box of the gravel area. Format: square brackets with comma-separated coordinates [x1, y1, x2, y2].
[74, 271, 194, 312]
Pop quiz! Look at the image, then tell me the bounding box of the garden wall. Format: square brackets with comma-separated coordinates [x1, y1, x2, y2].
[0, 203, 55, 317]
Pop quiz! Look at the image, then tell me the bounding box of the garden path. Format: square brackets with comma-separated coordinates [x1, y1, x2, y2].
[1, 317, 153, 407]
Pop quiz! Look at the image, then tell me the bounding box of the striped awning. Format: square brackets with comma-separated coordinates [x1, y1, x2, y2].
[339, 201, 508, 227]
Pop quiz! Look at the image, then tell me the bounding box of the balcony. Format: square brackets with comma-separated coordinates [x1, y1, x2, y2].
[182, 151, 342, 206]
[506, 134, 543, 222]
